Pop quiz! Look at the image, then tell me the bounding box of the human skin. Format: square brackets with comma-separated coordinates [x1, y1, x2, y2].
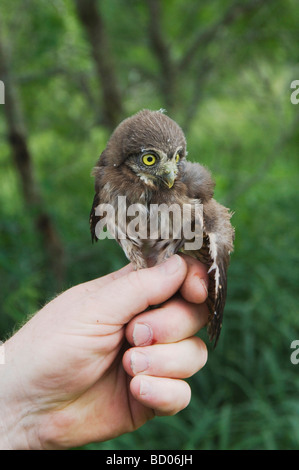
[0, 254, 209, 450]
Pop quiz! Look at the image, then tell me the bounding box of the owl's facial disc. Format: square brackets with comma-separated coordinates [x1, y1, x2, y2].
[126, 147, 182, 189]
[142, 149, 180, 188]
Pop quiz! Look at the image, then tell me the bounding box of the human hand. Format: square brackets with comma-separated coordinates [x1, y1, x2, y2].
[0, 254, 209, 450]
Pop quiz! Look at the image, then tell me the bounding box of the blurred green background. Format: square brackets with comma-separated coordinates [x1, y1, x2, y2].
[0, 0, 299, 450]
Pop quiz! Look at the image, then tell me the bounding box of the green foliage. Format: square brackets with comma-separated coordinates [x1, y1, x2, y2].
[0, 0, 298, 450]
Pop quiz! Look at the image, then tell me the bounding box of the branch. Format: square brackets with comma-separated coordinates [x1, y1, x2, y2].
[74, 0, 123, 131]
[181, 57, 214, 133]
[226, 112, 299, 206]
[180, 0, 273, 70]
[0, 20, 65, 288]
[145, 0, 176, 109]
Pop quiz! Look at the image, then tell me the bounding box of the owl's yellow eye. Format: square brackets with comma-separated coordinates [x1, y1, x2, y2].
[175, 154, 180, 163]
[142, 154, 156, 166]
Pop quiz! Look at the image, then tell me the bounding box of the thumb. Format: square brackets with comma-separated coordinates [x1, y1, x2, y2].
[90, 255, 187, 325]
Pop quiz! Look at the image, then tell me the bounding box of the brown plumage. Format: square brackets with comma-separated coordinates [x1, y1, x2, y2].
[90, 109, 234, 347]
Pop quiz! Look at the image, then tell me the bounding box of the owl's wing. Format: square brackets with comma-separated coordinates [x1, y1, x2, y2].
[89, 192, 101, 243]
[206, 237, 230, 347]
[200, 200, 234, 347]
[197, 232, 231, 347]
[89, 162, 108, 243]
[181, 162, 234, 347]
[187, 203, 233, 346]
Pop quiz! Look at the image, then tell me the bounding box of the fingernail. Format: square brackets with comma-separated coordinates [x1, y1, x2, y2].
[158, 255, 182, 275]
[130, 351, 149, 374]
[139, 378, 151, 396]
[133, 323, 153, 346]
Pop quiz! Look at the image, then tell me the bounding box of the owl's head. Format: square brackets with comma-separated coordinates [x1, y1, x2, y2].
[101, 109, 187, 189]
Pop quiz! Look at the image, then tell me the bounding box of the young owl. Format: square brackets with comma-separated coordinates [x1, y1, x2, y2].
[90, 109, 234, 347]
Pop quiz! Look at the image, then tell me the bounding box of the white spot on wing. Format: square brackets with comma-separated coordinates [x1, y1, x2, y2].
[208, 232, 220, 297]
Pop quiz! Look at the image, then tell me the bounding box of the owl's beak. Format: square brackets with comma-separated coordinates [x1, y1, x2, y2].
[160, 166, 177, 189]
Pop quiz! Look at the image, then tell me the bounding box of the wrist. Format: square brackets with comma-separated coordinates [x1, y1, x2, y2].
[0, 338, 43, 450]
